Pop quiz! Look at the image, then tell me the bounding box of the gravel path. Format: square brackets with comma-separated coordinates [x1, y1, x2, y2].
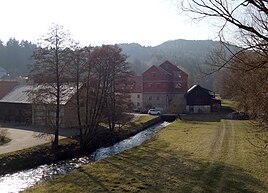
[0, 125, 79, 154]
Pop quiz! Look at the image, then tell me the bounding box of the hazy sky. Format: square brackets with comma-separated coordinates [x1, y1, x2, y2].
[0, 0, 219, 46]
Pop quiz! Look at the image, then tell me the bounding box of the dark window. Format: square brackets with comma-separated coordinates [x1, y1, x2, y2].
[137, 94, 140, 98]
[137, 102, 140, 106]
[152, 72, 156, 77]
[149, 96, 152, 101]
[156, 96, 160, 100]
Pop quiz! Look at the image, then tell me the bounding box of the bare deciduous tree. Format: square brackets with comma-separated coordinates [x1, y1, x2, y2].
[181, 0, 268, 71]
[81, 45, 131, 150]
[66, 44, 92, 148]
[30, 24, 73, 151]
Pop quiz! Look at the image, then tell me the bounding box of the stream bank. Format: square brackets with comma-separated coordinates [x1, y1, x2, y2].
[0, 116, 161, 175]
[0, 120, 168, 193]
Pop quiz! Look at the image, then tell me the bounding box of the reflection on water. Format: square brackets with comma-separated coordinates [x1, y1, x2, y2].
[0, 122, 169, 193]
[92, 122, 169, 161]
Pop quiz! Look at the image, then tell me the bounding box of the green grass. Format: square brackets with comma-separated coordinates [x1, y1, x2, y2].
[135, 115, 155, 123]
[120, 115, 156, 132]
[25, 112, 268, 193]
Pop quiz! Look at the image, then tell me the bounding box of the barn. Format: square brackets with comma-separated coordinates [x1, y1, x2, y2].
[185, 85, 221, 113]
[0, 84, 80, 127]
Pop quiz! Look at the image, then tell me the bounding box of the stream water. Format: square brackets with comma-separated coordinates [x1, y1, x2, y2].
[0, 121, 169, 193]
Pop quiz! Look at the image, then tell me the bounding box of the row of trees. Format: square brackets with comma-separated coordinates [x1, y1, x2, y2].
[0, 38, 36, 77]
[180, 1, 268, 134]
[30, 24, 132, 151]
[219, 52, 268, 126]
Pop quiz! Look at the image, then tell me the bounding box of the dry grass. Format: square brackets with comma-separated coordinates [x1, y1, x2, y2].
[25, 109, 268, 193]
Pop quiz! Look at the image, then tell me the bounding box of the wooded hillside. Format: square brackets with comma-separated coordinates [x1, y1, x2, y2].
[0, 38, 235, 90]
[119, 39, 237, 90]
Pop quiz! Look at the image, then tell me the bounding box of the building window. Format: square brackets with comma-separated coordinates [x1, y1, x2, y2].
[152, 72, 156, 77]
[156, 96, 160, 100]
[149, 96, 152, 101]
[148, 83, 152, 87]
[156, 83, 160, 88]
[175, 82, 182, 88]
[137, 94, 140, 98]
[137, 102, 140, 106]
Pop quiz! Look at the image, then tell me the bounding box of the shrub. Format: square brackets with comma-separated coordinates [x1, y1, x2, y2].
[0, 128, 8, 142]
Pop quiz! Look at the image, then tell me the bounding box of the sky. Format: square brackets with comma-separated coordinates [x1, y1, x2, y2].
[0, 0, 219, 47]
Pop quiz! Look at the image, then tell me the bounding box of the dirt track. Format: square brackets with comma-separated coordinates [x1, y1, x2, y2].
[192, 120, 236, 193]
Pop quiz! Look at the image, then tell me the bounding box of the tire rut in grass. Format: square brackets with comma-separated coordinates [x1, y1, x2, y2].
[216, 120, 236, 193]
[191, 121, 226, 192]
[191, 120, 237, 193]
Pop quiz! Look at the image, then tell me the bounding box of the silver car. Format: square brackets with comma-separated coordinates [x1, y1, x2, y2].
[148, 109, 161, 115]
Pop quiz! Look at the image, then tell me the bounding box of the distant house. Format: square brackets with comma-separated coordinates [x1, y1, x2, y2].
[0, 81, 17, 99]
[125, 76, 143, 112]
[185, 85, 221, 113]
[0, 84, 81, 127]
[142, 60, 188, 113]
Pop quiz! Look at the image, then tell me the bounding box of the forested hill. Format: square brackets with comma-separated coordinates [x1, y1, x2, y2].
[119, 39, 233, 90]
[0, 38, 36, 78]
[0, 38, 232, 90]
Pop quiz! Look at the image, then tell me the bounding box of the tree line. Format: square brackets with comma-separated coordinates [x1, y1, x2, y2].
[0, 38, 36, 77]
[29, 24, 132, 152]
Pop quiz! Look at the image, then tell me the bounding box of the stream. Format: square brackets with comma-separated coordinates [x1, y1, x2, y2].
[0, 121, 169, 193]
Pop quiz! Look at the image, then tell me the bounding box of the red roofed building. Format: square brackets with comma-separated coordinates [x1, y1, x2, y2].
[0, 81, 17, 99]
[125, 76, 143, 111]
[142, 61, 188, 113]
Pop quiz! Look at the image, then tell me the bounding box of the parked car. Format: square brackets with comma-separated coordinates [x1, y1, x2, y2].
[148, 109, 161, 115]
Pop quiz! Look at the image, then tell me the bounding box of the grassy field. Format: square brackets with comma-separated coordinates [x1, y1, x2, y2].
[119, 114, 156, 132]
[25, 110, 268, 192]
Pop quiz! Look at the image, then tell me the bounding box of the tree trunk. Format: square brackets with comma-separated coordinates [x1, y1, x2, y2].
[54, 38, 60, 151]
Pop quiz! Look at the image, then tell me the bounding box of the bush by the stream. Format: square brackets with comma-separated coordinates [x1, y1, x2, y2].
[0, 127, 9, 142]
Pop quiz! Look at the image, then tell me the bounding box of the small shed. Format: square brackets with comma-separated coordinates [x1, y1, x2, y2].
[185, 85, 221, 113]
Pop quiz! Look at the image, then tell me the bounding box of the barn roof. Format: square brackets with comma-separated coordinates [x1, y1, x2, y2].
[0, 84, 31, 104]
[186, 84, 213, 96]
[0, 84, 80, 105]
